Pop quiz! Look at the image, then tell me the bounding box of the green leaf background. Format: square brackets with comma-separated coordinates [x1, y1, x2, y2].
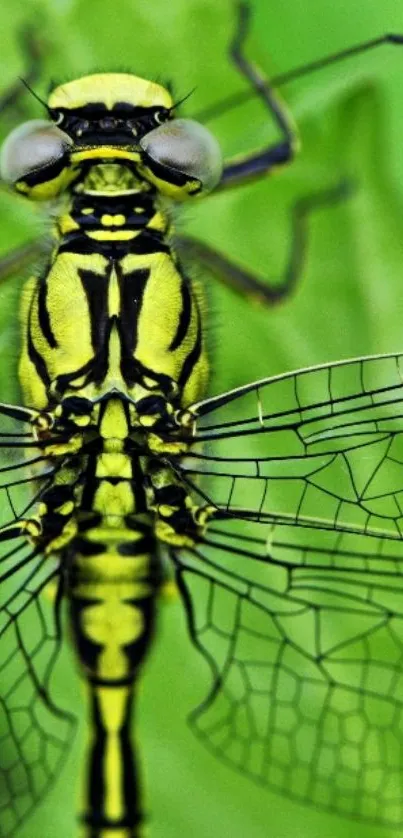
[2, 0, 403, 836]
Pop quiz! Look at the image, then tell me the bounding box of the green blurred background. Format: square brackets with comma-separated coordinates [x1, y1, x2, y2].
[2, 0, 403, 836]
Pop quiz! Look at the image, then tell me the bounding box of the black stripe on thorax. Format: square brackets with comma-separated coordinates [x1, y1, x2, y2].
[118, 266, 150, 359]
[54, 355, 98, 395]
[27, 323, 51, 389]
[78, 266, 110, 355]
[169, 272, 192, 352]
[37, 274, 58, 348]
[178, 302, 203, 389]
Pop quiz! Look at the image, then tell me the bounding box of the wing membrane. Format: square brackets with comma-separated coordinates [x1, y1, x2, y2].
[172, 519, 403, 825]
[0, 403, 76, 836]
[169, 354, 403, 824]
[179, 353, 403, 539]
[0, 547, 75, 837]
[0, 401, 57, 529]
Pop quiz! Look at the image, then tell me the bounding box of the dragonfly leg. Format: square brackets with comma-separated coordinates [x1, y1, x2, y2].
[177, 181, 352, 305]
[216, 1, 299, 194]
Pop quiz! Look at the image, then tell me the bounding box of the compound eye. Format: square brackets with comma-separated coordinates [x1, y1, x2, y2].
[140, 118, 222, 192]
[0, 119, 73, 184]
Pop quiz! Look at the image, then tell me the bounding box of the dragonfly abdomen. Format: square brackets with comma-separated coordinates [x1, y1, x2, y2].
[81, 681, 143, 838]
[66, 507, 160, 835]
[60, 395, 161, 836]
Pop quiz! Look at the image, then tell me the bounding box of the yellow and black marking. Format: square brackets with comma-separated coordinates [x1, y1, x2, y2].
[12, 67, 216, 833]
[1, 53, 223, 836]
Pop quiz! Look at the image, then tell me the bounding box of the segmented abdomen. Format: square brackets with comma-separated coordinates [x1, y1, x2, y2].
[66, 520, 161, 835]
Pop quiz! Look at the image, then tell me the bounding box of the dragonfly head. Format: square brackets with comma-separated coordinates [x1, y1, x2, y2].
[0, 73, 222, 201]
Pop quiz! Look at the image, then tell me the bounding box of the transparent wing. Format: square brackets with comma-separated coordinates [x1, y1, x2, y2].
[172, 519, 403, 826]
[169, 353, 403, 825]
[179, 352, 403, 539]
[0, 403, 76, 837]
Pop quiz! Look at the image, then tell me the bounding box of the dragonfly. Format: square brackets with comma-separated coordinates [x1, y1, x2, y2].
[0, 3, 403, 837]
